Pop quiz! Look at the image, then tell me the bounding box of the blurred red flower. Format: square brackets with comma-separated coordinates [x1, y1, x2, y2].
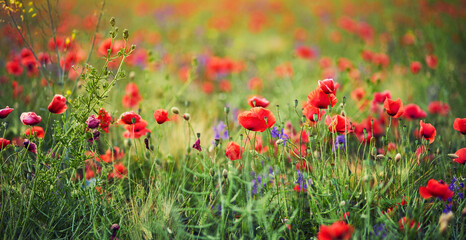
[453, 118, 466, 134]
[453, 148, 466, 164]
[398, 217, 421, 231]
[428, 101, 449, 116]
[226, 141, 243, 161]
[122, 83, 142, 108]
[25, 126, 45, 138]
[317, 221, 354, 240]
[410, 61, 422, 74]
[98, 108, 112, 133]
[419, 179, 453, 201]
[0, 138, 10, 150]
[425, 54, 438, 69]
[402, 104, 426, 120]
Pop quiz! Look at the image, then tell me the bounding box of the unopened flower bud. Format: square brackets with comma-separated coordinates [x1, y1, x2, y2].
[340, 201, 346, 207]
[123, 29, 129, 40]
[171, 107, 180, 114]
[86, 115, 100, 129]
[224, 106, 230, 114]
[129, 71, 135, 79]
[376, 154, 385, 160]
[276, 139, 284, 145]
[183, 113, 190, 121]
[371, 147, 377, 156]
[109, 17, 116, 27]
[223, 169, 228, 179]
[395, 153, 401, 162]
[448, 154, 459, 159]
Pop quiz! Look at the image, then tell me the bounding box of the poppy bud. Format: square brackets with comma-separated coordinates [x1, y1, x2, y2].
[183, 113, 190, 121]
[86, 115, 100, 129]
[376, 154, 385, 160]
[109, 17, 116, 27]
[395, 153, 401, 162]
[0, 106, 14, 119]
[171, 107, 180, 114]
[340, 201, 346, 207]
[276, 139, 284, 146]
[223, 169, 228, 179]
[224, 107, 230, 114]
[371, 147, 377, 156]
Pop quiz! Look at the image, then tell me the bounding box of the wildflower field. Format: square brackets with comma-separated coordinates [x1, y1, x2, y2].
[1, 0, 466, 239]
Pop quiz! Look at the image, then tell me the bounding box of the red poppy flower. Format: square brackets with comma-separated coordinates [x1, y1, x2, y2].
[98, 108, 112, 133]
[122, 82, 142, 108]
[453, 148, 466, 164]
[317, 221, 354, 240]
[6, 60, 23, 76]
[428, 101, 450, 116]
[325, 115, 353, 134]
[361, 50, 373, 62]
[111, 163, 128, 179]
[25, 126, 45, 138]
[295, 46, 316, 60]
[383, 98, 404, 118]
[20, 112, 42, 125]
[248, 96, 269, 108]
[238, 107, 276, 132]
[453, 118, 466, 134]
[419, 120, 436, 144]
[48, 94, 67, 114]
[402, 104, 426, 120]
[0, 138, 10, 150]
[100, 147, 125, 163]
[226, 141, 243, 161]
[398, 217, 421, 231]
[318, 79, 336, 94]
[117, 111, 141, 125]
[372, 91, 392, 104]
[0, 106, 14, 119]
[154, 109, 169, 124]
[293, 184, 306, 193]
[419, 179, 454, 201]
[98, 38, 124, 56]
[425, 55, 438, 69]
[307, 88, 337, 109]
[248, 77, 263, 91]
[302, 103, 325, 123]
[123, 119, 151, 139]
[410, 61, 422, 74]
[351, 87, 365, 101]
